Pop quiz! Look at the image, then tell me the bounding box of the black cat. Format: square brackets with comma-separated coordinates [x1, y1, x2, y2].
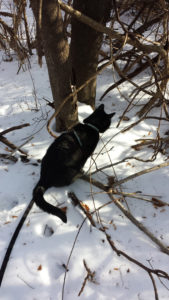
[33, 104, 115, 223]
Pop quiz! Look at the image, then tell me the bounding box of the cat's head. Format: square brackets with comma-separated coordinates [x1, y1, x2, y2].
[83, 104, 115, 133]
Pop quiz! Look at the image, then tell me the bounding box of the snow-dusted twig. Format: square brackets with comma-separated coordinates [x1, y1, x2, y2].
[78, 259, 98, 297]
[104, 232, 168, 300]
[17, 274, 34, 290]
[0, 123, 30, 156]
[104, 232, 169, 279]
[62, 218, 87, 300]
[91, 155, 157, 175]
[81, 170, 169, 255]
[148, 272, 159, 300]
[0, 135, 28, 155]
[0, 123, 30, 136]
[111, 161, 169, 188]
[112, 190, 169, 207]
[68, 191, 96, 227]
[0, 153, 18, 163]
[108, 193, 169, 255]
[62, 179, 169, 299]
[9, 137, 33, 157]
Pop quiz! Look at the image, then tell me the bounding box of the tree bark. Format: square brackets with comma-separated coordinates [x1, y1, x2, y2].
[30, 0, 78, 132]
[70, 0, 112, 109]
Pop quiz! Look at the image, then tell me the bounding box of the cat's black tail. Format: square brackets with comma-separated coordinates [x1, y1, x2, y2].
[33, 185, 67, 223]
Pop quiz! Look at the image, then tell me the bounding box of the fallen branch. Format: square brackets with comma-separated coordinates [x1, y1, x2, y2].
[62, 183, 169, 299]
[0, 123, 30, 156]
[104, 232, 168, 300]
[68, 192, 96, 227]
[1, 161, 169, 289]
[132, 136, 169, 150]
[0, 123, 30, 137]
[0, 153, 18, 163]
[104, 232, 168, 278]
[112, 161, 169, 188]
[0, 135, 27, 155]
[82, 167, 169, 255]
[113, 190, 169, 207]
[91, 155, 158, 175]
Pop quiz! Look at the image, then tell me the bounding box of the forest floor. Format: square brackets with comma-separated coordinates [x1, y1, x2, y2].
[0, 51, 169, 300]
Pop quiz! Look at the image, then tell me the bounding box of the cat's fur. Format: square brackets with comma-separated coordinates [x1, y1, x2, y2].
[33, 104, 115, 223]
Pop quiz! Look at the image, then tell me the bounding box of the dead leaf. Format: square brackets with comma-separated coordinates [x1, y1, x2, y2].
[5, 147, 11, 152]
[152, 197, 166, 208]
[37, 265, 42, 271]
[4, 221, 11, 225]
[61, 206, 67, 213]
[81, 203, 90, 212]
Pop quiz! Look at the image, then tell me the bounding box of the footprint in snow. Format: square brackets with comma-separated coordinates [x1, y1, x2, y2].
[44, 224, 55, 237]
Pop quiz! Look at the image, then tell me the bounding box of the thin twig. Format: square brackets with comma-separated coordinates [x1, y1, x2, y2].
[78, 259, 97, 296]
[104, 232, 169, 279]
[68, 192, 96, 227]
[0, 135, 27, 155]
[81, 171, 169, 255]
[58, 0, 167, 58]
[62, 219, 87, 300]
[47, 57, 115, 137]
[112, 161, 169, 188]
[0, 123, 30, 137]
[148, 272, 159, 300]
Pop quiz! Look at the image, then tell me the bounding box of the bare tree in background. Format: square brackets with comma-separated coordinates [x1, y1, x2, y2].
[0, 0, 168, 139]
[30, 0, 78, 132]
[30, 0, 112, 131]
[71, 0, 112, 109]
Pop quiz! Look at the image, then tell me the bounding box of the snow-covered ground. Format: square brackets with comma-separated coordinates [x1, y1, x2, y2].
[0, 50, 169, 300]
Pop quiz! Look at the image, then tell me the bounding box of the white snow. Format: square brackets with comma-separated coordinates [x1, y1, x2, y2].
[0, 48, 169, 300]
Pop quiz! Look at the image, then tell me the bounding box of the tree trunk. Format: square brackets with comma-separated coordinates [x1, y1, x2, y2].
[30, 0, 78, 132]
[70, 0, 112, 109]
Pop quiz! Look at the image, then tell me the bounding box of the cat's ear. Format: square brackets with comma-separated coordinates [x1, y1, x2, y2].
[96, 104, 104, 111]
[109, 112, 116, 118]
